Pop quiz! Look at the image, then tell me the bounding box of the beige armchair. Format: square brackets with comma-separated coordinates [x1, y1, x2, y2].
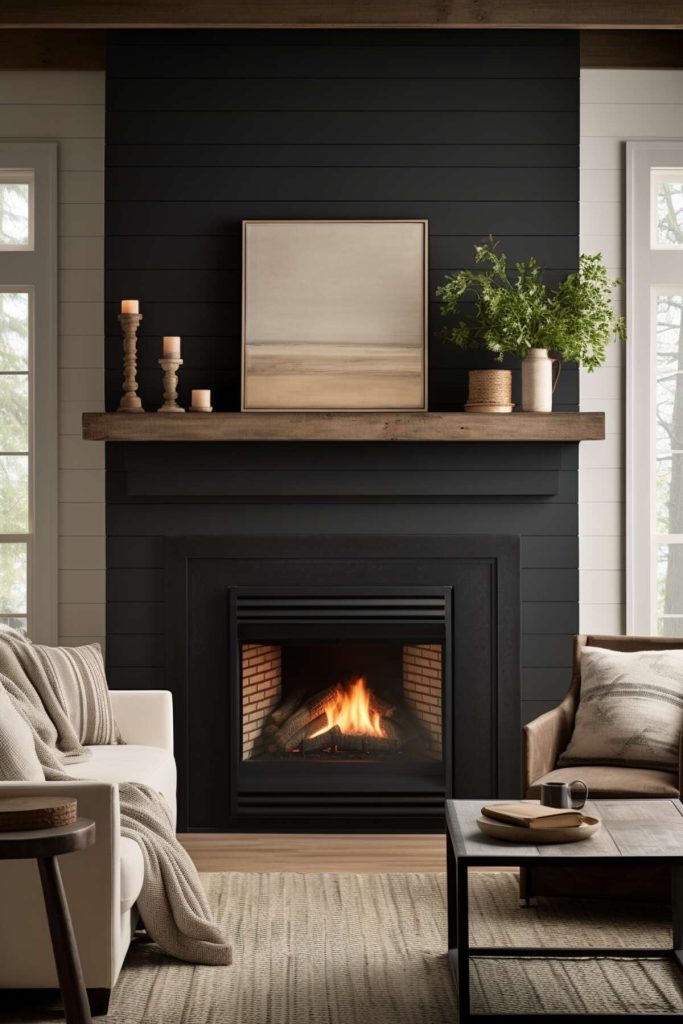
[524, 633, 683, 799]
[521, 634, 683, 901]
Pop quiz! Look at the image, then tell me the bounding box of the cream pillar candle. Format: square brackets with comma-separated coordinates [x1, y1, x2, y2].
[162, 335, 181, 358]
[191, 389, 212, 411]
[121, 299, 139, 314]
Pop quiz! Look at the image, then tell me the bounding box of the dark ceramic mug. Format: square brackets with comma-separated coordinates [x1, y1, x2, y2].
[540, 780, 588, 810]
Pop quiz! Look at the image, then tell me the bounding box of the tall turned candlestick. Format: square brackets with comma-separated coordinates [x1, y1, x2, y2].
[158, 357, 185, 412]
[117, 312, 144, 412]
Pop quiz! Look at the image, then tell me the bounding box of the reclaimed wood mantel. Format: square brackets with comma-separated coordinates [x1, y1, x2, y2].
[82, 411, 605, 443]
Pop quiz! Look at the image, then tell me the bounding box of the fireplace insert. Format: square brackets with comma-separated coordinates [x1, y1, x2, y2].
[231, 588, 451, 818]
[241, 641, 443, 762]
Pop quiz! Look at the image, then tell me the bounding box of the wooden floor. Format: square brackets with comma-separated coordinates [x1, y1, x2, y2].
[179, 833, 447, 872]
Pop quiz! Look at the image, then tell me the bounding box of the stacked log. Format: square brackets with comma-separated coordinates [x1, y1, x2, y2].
[301, 725, 343, 753]
[369, 694, 396, 720]
[269, 688, 304, 726]
[328, 733, 401, 754]
[273, 686, 339, 751]
[257, 685, 405, 756]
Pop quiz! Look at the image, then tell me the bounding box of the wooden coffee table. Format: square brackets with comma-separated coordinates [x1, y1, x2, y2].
[446, 798, 683, 1022]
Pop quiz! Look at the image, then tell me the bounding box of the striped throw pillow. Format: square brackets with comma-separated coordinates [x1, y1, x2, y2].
[558, 646, 683, 772]
[31, 642, 120, 746]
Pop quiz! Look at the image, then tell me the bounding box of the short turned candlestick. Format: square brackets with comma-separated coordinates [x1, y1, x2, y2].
[117, 312, 144, 413]
[158, 358, 185, 413]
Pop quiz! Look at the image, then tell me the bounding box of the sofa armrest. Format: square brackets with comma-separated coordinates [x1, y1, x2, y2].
[522, 690, 577, 795]
[110, 689, 174, 753]
[0, 780, 121, 989]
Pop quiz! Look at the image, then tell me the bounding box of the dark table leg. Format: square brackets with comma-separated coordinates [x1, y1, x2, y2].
[456, 860, 471, 1022]
[37, 856, 92, 1024]
[447, 834, 457, 950]
[674, 863, 683, 971]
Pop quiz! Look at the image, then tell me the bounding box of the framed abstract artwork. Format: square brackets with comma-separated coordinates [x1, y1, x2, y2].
[241, 219, 428, 411]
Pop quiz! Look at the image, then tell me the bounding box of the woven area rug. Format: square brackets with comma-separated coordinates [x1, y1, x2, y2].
[3, 871, 683, 1022]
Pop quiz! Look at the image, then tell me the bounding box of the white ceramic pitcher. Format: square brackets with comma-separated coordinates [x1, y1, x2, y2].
[521, 348, 561, 412]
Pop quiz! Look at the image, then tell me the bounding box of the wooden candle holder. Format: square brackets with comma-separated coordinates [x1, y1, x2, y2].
[117, 312, 144, 413]
[158, 358, 185, 413]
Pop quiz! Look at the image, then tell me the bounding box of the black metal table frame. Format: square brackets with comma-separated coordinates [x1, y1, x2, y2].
[446, 810, 683, 1022]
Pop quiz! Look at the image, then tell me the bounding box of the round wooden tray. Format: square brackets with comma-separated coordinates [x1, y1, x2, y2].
[0, 796, 77, 832]
[476, 814, 601, 844]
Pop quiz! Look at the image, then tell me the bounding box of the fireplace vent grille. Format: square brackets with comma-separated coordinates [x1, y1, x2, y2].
[234, 591, 448, 622]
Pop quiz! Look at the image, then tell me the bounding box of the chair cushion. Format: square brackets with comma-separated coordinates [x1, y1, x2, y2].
[528, 764, 680, 799]
[62, 744, 177, 815]
[120, 836, 144, 914]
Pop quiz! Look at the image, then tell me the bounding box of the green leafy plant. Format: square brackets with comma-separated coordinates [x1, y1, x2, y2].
[435, 238, 625, 371]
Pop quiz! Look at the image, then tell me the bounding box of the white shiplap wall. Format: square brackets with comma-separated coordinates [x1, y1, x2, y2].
[579, 69, 683, 634]
[0, 70, 105, 647]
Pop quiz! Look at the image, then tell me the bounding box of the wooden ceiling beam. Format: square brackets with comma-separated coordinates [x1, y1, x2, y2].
[1, 2, 683, 30]
[0, 30, 104, 68]
[581, 29, 683, 66]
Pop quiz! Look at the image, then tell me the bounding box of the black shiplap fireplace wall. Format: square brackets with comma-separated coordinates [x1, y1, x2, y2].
[104, 29, 580, 830]
[105, 28, 579, 412]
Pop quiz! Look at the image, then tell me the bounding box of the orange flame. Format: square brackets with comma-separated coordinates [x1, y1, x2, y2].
[309, 677, 387, 739]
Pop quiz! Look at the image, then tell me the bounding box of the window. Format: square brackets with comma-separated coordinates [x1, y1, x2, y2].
[627, 143, 683, 633]
[0, 289, 30, 631]
[0, 145, 57, 643]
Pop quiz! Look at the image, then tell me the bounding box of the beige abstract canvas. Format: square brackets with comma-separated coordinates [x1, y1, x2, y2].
[242, 220, 427, 410]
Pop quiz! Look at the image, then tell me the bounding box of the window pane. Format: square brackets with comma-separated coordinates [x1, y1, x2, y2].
[655, 295, 683, 536]
[656, 452, 683, 534]
[657, 544, 683, 636]
[0, 542, 26, 615]
[0, 455, 28, 532]
[658, 616, 683, 637]
[655, 294, 683, 379]
[656, 180, 683, 247]
[655, 372, 682, 458]
[0, 374, 28, 452]
[0, 292, 29, 371]
[0, 182, 30, 248]
[0, 615, 26, 632]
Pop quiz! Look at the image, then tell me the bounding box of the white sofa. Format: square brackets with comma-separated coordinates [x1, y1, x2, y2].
[0, 690, 175, 1015]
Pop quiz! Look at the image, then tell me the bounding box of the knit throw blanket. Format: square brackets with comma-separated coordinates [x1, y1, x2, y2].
[0, 630, 231, 966]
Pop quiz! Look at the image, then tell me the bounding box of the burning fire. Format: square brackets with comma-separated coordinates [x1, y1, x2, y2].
[309, 677, 387, 739]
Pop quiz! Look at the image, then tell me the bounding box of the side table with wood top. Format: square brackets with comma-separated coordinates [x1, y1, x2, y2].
[0, 818, 96, 1024]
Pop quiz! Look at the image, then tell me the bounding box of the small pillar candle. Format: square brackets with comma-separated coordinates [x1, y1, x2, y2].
[163, 335, 181, 358]
[121, 299, 139, 314]
[191, 389, 211, 410]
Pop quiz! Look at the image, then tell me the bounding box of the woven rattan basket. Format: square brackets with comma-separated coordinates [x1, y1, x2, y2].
[465, 369, 513, 413]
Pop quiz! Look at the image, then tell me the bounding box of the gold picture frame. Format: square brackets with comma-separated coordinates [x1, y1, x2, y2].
[241, 219, 428, 411]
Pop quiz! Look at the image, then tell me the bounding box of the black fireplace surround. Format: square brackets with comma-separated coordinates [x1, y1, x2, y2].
[105, 29, 578, 833]
[165, 534, 519, 832]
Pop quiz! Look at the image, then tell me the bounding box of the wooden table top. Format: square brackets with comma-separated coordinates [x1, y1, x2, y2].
[0, 818, 95, 860]
[447, 798, 683, 861]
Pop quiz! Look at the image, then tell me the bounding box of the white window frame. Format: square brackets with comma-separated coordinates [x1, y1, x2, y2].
[627, 140, 683, 634]
[0, 143, 57, 643]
